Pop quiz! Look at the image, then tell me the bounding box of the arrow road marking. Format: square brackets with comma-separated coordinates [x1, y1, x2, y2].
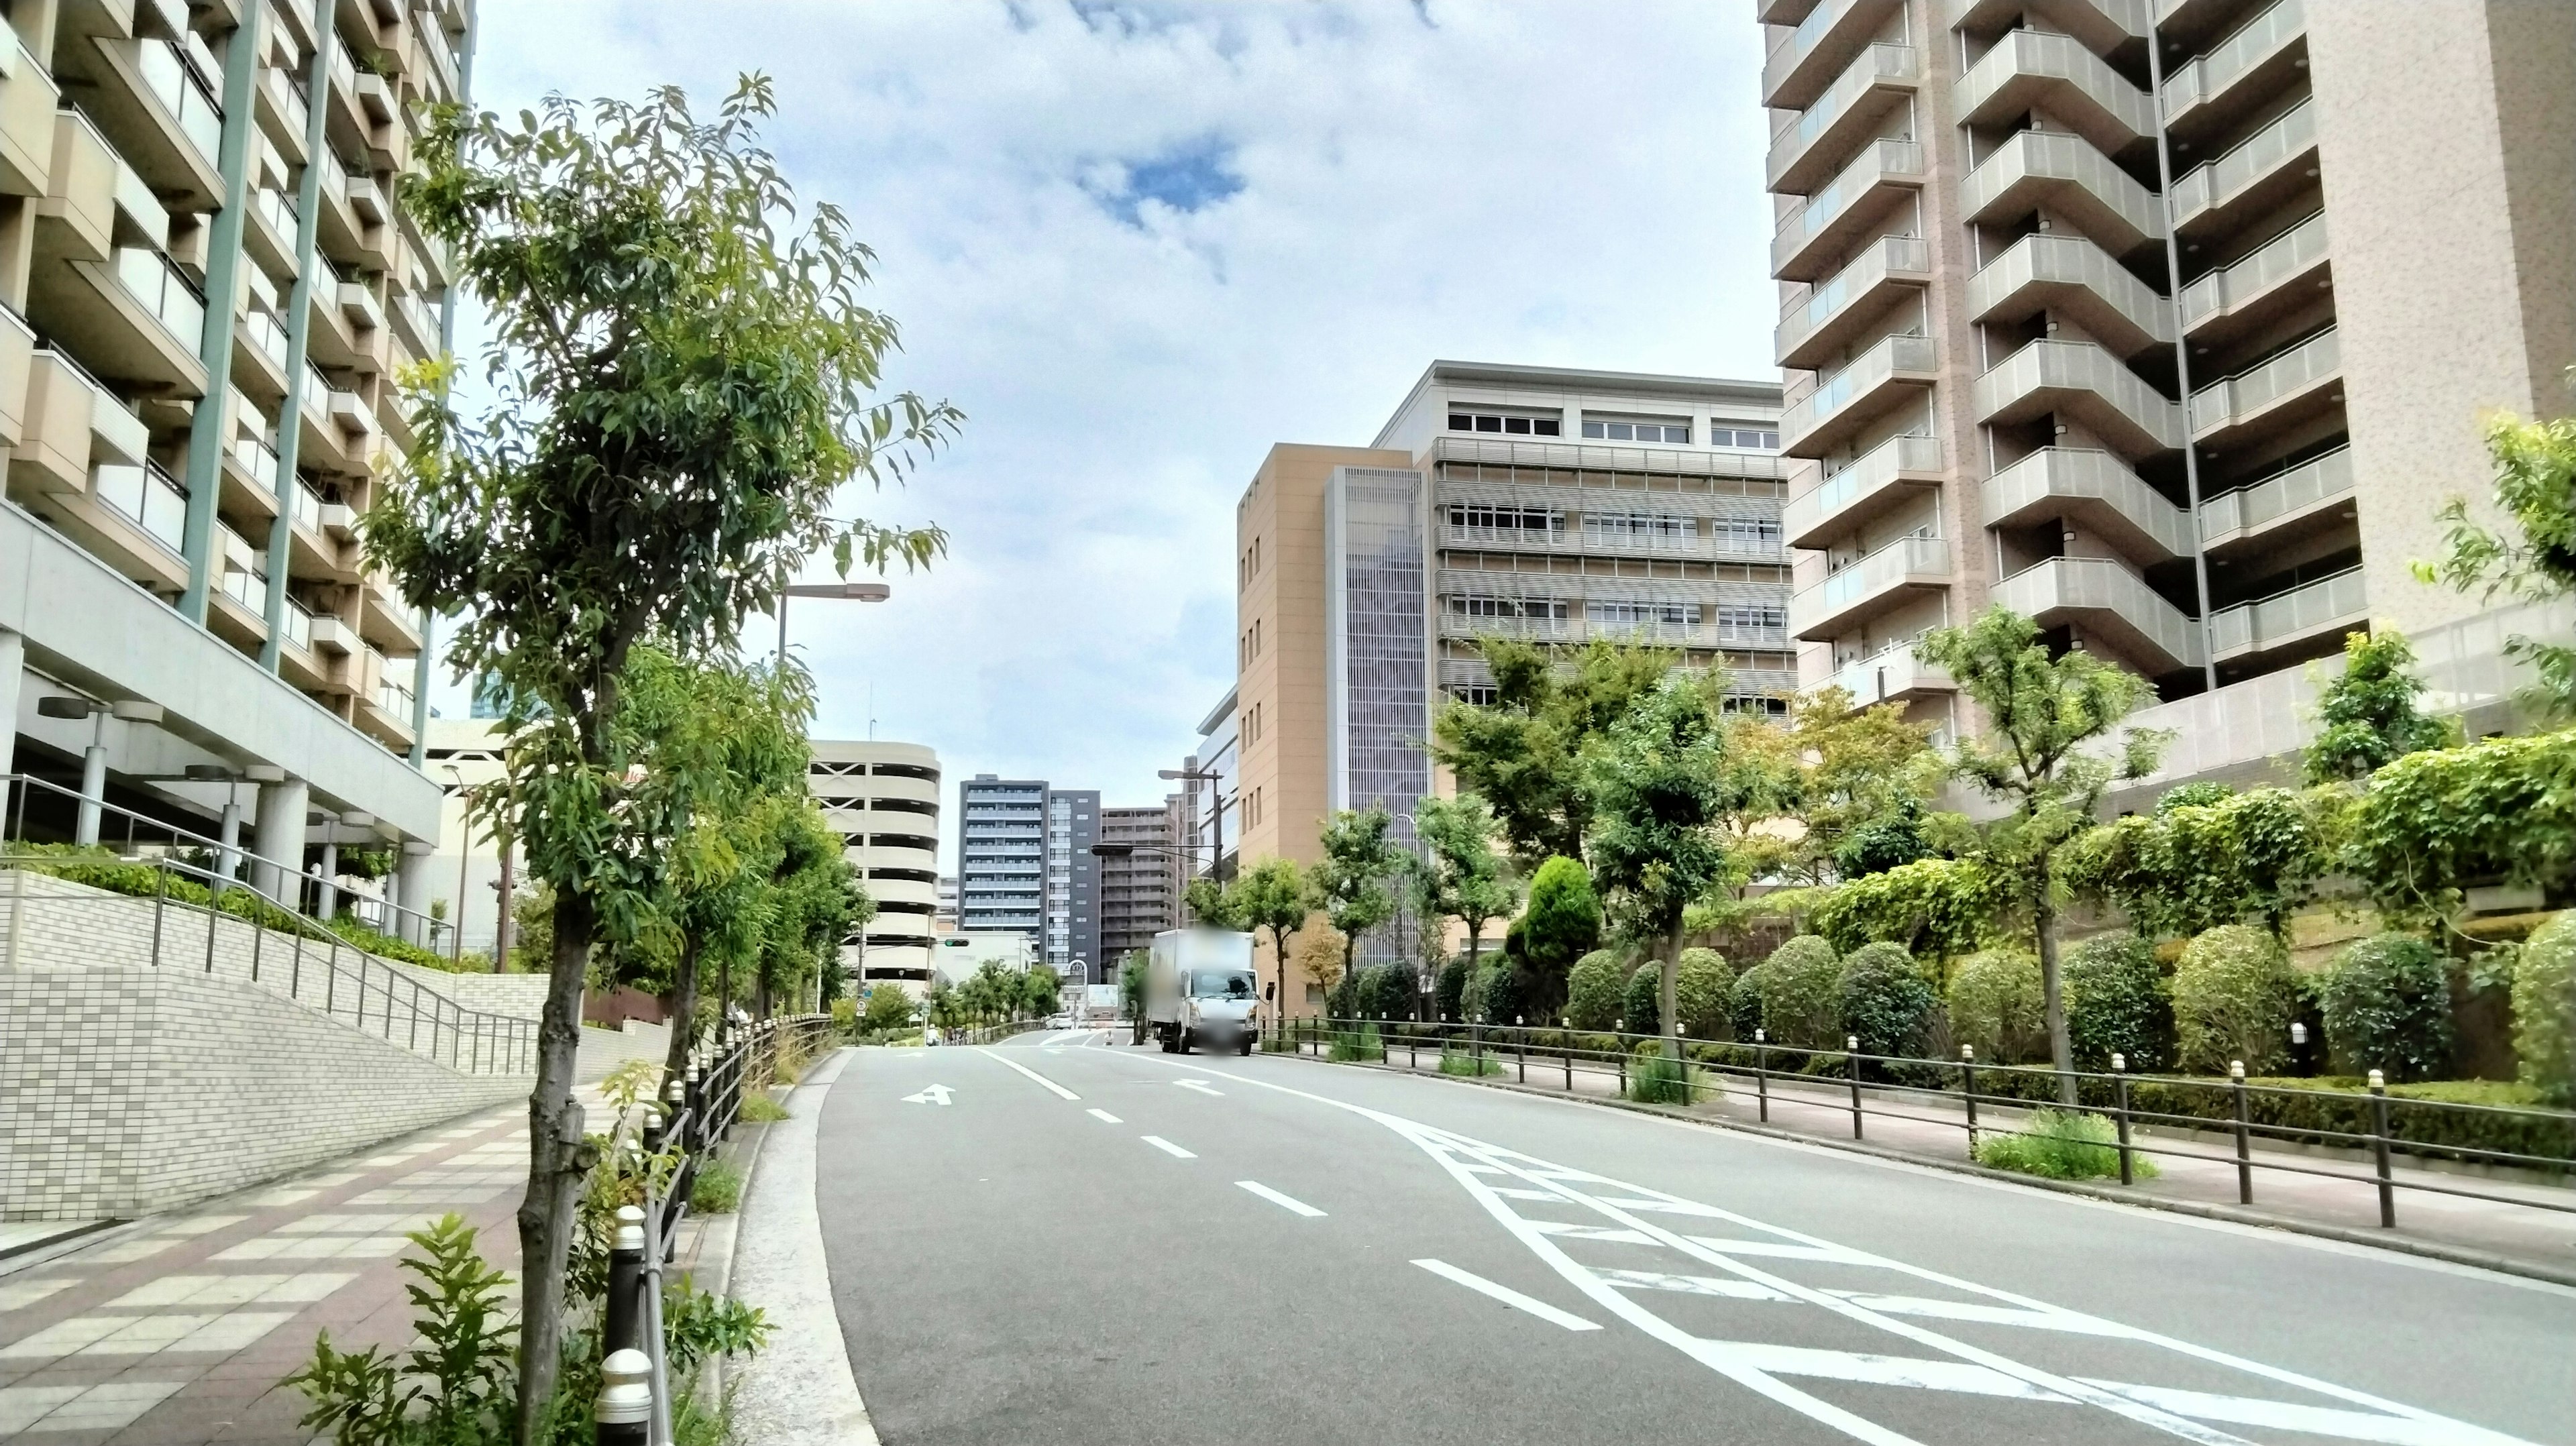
[901, 1084, 953, 1106]
[1086, 1109, 1122, 1124]
[1235, 1180, 1326, 1217]
[1174, 1079, 1224, 1096]
[975, 1048, 1080, 1100]
[1140, 1135, 1195, 1159]
[1412, 1259, 1600, 1332]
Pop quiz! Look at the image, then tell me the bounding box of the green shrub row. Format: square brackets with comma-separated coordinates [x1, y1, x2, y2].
[8, 848, 474, 974]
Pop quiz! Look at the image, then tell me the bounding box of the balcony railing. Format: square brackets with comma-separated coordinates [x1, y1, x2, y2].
[231, 430, 280, 491]
[2199, 445, 2354, 543]
[137, 38, 224, 165]
[1781, 332, 1937, 450]
[219, 560, 264, 612]
[1768, 43, 1919, 191]
[1966, 231, 2171, 351]
[1829, 640, 1954, 704]
[2169, 98, 2316, 230]
[1776, 234, 1931, 366]
[292, 480, 327, 535]
[1953, 27, 2153, 146]
[1791, 533, 1949, 636]
[1974, 339, 2182, 455]
[2189, 327, 2339, 436]
[2180, 211, 2326, 329]
[1958, 128, 2161, 253]
[1784, 433, 1942, 546]
[112, 247, 207, 349]
[1982, 446, 2192, 561]
[1441, 610, 1575, 642]
[1446, 523, 1566, 550]
[1763, 0, 1894, 108]
[94, 461, 189, 557]
[282, 595, 315, 652]
[244, 304, 290, 370]
[2208, 566, 2365, 660]
[1992, 555, 2204, 671]
[1772, 140, 1923, 278]
[253, 186, 298, 243]
[2161, 0, 2306, 122]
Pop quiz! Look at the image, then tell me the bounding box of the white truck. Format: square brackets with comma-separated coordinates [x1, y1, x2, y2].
[1146, 928, 1261, 1055]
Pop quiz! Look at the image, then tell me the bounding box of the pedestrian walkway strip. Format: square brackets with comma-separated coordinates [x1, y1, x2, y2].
[1235, 1181, 1326, 1217]
[1140, 1135, 1195, 1159]
[1411, 1259, 1600, 1331]
[975, 1047, 1081, 1099]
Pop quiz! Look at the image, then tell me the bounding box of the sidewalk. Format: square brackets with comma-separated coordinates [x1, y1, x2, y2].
[1326, 1038, 2576, 1284]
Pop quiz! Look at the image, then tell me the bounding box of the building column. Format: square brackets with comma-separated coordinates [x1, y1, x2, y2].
[260, 25, 335, 670]
[396, 842, 435, 944]
[72, 712, 108, 846]
[215, 794, 244, 893]
[315, 836, 339, 921]
[0, 627, 21, 781]
[252, 775, 309, 903]
[177, 14, 264, 623]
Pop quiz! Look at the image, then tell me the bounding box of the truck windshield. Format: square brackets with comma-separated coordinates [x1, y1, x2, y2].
[1190, 970, 1256, 999]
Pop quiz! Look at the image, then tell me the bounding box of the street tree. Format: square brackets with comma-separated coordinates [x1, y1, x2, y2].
[1227, 858, 1309, 1019]
[751, 803, 863, 1017]
[1515, 856, 1600, 1017]
[2419, 406, 2576, 718]
[1309, 808, 1401, 998]
[1734, 686, 1941, 884]
[1429, 638, 1670, 869]
[1916, 607, 2166, 1103]
[370, 76, 958, 1433]
[2302, 630, 2455, 785]
[1411, 792, 1522, 990]
[1584, 673, 1735, 1059]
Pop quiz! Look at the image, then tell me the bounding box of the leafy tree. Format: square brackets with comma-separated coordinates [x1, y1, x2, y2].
[2317, 934, 2455, 1082]
[1309, 808, 1402, 995]
[1120, 952, 1149, 1044]
[374, 77, 957, 1433]
[1411, 793, 1522, 986]
[1428, 638, 1670, 867]
[1835, 795, 1935, 880]
[1917, 606, 2166, 1101]
[1585, 674, 1735, 1059]
[1434, 956, 1471, 1022]
[858, 984, 916, 1035]
[1734, 685, 1940, 885]
[2302, 630, 2455, 785]
[1181, 877, 1244, 930]
[1564, 950, 1625, 1031]
[1620, 962, 1660, 1036]
[2418, 408, 2576, 718]
[2343, 728, 2576, 930]
[2171, 925, 2301, 1075]
[2064, 934, 2174, 1071]
[1515, 856, 1601, 1017]
[1021, 962, 1064, 1019]
[751, 802, 863, 1019]
[1230, 858, 1309, 1018]
[1291, 919, 1348, 1007]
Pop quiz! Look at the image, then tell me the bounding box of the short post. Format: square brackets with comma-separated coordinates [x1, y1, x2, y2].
[1472, 1020, 1483, 1071]
[684, 1066, 703, 1154]
[1676, 1023, 1690, 1104]
[641, 1108, 665, 1158]
[2367, 1068, 2395, 1227]
[1754, 1029, 1769, 1123]
[1515, 1019, 1525, 1084]
[1960, 1044, 1978, 1153]
[1847, 1035, 1864, 1139]
[2111, 1053, 2134, 1186]
[604, 1205, 645, 1354]
[151, 864, 167, 964]
[2229, 1060, 2253, 1204]
[1563, 1042, 1572, 1092]
[1617, 1046, 1627, 1098]
[596, 1347, 652, 1446]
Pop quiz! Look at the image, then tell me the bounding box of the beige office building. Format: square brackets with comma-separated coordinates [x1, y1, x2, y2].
[1759, 0, 2575, 739]
[810, 738, 941, 992]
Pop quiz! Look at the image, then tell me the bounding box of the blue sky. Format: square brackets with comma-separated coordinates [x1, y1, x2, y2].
[450, 1, 1778, 863]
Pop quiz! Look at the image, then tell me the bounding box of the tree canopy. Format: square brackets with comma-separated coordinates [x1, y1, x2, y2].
[2419, 406, 2576, 718]
[1428, 638, 1670, 867]
[1308, 808, 1401, 990]
[2301, 630, 2455, 785]
[1583, 673, 1735, 1056]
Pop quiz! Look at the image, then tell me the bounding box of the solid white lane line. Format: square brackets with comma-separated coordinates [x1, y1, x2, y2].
[1236, 1181, 1326, 1217]
[1411, 1259, 1599, 1332]
[1140, 1135, 1195, 1159]
[1085, 1109, 1122, 1124]
[973, 1048, 1080, 1101]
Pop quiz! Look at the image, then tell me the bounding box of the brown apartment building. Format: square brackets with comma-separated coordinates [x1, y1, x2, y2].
[1760, 0, 2575, 745]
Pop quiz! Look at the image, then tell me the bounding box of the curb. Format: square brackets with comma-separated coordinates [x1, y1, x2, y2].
[1305, 1053, 2576, 1291]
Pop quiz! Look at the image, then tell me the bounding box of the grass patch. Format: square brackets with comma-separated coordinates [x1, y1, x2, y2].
[1438, 1044, 1505, 1077]
[689, 1160, 745, 1214]
[1974, 1108, 2157, 1182]
[1627, 1050, 1719, 1106]
[1328, 1024, 1383, 1062]
[738, 1092, 790, 1124]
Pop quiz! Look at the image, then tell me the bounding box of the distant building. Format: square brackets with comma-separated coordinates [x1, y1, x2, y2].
[957, 775, 1046, 937]
[810, 740, 941, 991]
[1098, 802, 1179, 964]
[932, 874, 958, 933]
[931, 930, 1037, 985]
[1044, 788, 1102, 981]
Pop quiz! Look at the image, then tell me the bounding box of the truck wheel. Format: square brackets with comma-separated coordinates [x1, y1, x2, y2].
[1181, 1029, 1198, 1054]
[1237, 1038, 1254, 1056]
[1158, 1027, 1176, 1054]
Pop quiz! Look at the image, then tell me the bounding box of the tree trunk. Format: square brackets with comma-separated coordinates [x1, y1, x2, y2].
[1462, 920, 1483, 1026]
[755, 965, 773, 1021]
[1660, 920, 1683, 1062]
[513, 889, 595, 1445]
[2035, 889, 2077, 1106]
[1340, 934, 1356, 1017]
[663, 934, 700, 1093]
[1272, 929, 1292, 1027]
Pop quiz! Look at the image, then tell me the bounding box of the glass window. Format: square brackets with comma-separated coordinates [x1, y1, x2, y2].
[1452, 409, 1562, 437]
[1190, 969, 1257, 999]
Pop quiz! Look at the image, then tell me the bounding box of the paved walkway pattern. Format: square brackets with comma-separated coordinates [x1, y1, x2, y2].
[0, 1102, 549, 1443]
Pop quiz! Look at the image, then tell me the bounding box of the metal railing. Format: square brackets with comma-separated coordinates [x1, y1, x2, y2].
[91, 461, 190, 557]
[1272, 1017, 2576, 1231]
[2169, 97, 2316, 228]
[3, 776, 535, 1074]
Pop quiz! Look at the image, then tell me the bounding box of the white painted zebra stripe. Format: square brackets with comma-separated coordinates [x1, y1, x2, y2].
[1140, 1135, 1195, 1159]
[1601, 1269, 1788, 1301]
[1411, 1259, 1599, 1331]
[2082, 1382, 2541, 1446]
[1085, 1109, 1122, 1124]
[1525, 1221, 1664, 1245]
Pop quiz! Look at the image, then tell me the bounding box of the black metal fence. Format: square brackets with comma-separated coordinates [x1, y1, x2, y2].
[1269, 1015, 2576, 1231]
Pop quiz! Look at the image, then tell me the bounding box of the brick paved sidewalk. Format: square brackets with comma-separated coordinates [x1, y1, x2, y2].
[0, 1091, 598, 1445]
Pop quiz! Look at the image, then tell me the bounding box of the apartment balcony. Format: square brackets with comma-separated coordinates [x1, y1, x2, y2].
[34, 105, 162, 270]
[1780, 333, 1937, 459]
[388, 285, 439, 359]
[1768, 43, 1919, 195]
[1790, 534, 1950, 640]
[1762, 0, 1901, 110]
[56, 33, 224, 211]
[1974, 339, 2181, 461]
[1784, 433, 1942, 548]
[0, 24, 58, 197]
[1953, 28, 2153, 159]
[1982, 446, 2190, 565]
[220, 420, 281, 521]
[361, 572, 423, 653]
[2168, 99, 2318, 243]
[2179, 210, 2327, 347]
[1771, 139, 1924, 282]
[1776, 234, 1931, 370]
[275, 596, 325, 685]
[1947, 0, 2151, 54]
[208, 524, 270, 651]
[2198, 444, 2354, 555]
[2188, 326, 2340, 448]
[1966, 231, 2171, 359]
[1759, 0, 1823, 24]
[11, 349, 150, 496]
[1961, 129, 2162, 259]
[0, 306, 31, 448]
[83, 459, 193, 594]
[2161, 0, 2308, 142]
[1992, 555, 2204, 674]
[1828, 641, 1955, 706]
[255, 62, 309, 168]
[2208, 566, 2365, 665]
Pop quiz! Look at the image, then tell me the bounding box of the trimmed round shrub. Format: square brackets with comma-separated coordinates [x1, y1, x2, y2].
[1324, 968, 1362, 1019]
[1728, 964, 1765, 1040]
[1837, 942, 1936, 1057]
[1675, 948, 1735, 1039]
[1947, 948, 2045, 1064]
[2317, 934, 2455, 1082]
[2513, 911, 2574, 1105]
[2172, 925, 2300, 1075]
[1564, 950, 1625, 1032]
[1435, 956, 1471, 1021]
[2066, 934, 2174, 1071]
[1756, 936, 1842, 1048]
[1622, 962, 1661, 1036]
[1465, 960, 1523, 1025]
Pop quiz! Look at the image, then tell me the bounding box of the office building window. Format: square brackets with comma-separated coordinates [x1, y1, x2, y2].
[1448, 683, 1501, 706]
[1446, 504, 1563, 539]
[1581, 418, 1692, 443]
[1448, 594, 1569, 621]
[1591, 600, 1701, 628]
[1715, 605, 1788, 640]
[1711, 427, 1781, 449]
[1711, 517, 1784, 552]
[1584, 511, 1696, 544]
[1450, 409, 1562, 437]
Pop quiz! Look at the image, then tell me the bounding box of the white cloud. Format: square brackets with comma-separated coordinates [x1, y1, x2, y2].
[444, 0, 1775, 863]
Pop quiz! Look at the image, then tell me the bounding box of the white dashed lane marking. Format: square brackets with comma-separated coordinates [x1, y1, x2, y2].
[1140, 1136, 1195, 1160]
[1235, 1181, 1326, 1217]
[1411, 1259, 1601, 1332]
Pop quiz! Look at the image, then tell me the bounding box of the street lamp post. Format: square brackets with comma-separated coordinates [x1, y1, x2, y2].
[775, 581, 891, 671]
[1156, 763, 1228, 886]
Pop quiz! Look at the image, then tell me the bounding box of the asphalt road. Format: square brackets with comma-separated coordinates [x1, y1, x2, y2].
[811, 1029, 2576, 1446]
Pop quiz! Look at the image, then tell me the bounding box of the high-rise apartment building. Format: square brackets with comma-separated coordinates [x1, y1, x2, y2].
[1228, 364, 1790, 874]
[957, 774, 1044, 936]
[810, 740, 941, 991]
[1042, 786, 1099, 980]
[1759, 0, 2573, 736]
[1097, 800, 1178, 963]
[2, 0, 473, 923]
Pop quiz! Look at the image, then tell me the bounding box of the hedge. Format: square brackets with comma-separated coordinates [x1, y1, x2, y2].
[1564, 950, 1623, 1032]
[2065, 934, 2174, 1072]
[2518, 913, 2574, 1105]
[9, 848, 472, 974]
[1837, 942, 1934, 1057]
[1947, 948, 2044, 1064]
[1754, 936, 1841, 1048]
[2172, 925, 2299, 1074]
[2317, 934, 2454, 1082]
